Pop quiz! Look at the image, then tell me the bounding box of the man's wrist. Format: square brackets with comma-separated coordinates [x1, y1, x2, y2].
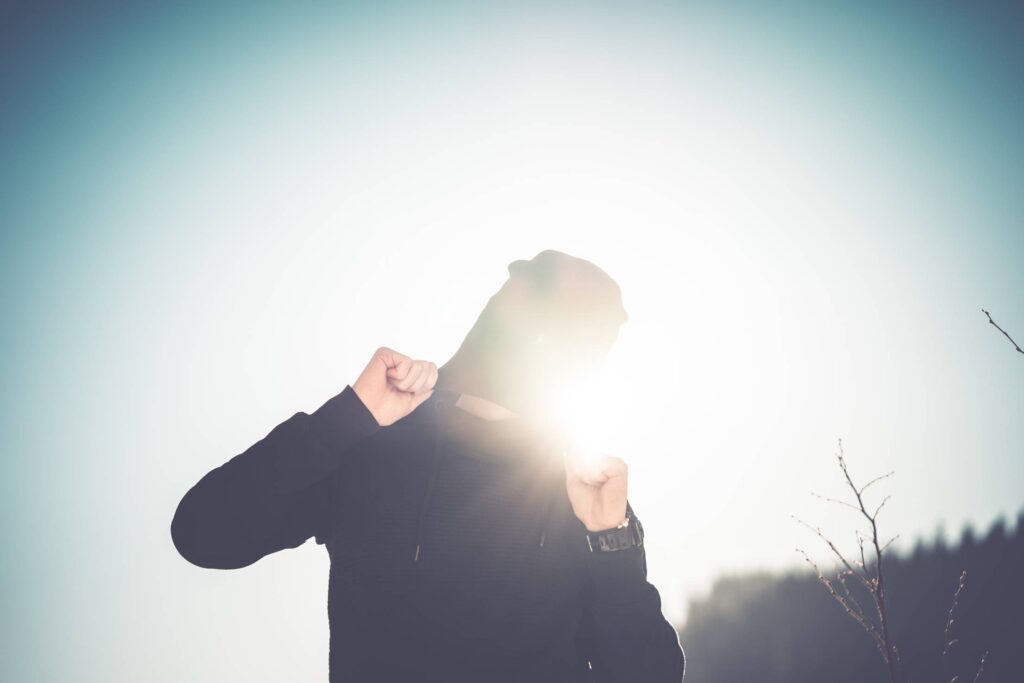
[310, 384, 381, 447]
[350, 381, 383, 426]
[585, 515, 629, 533]
[584, 504, 643, 553]
[585, 518, 638, 557]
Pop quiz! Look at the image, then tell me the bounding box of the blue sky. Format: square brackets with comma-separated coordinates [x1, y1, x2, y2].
[2, 1, 1022, 680]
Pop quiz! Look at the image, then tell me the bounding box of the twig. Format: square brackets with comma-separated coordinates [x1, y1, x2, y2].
[811, 491, 861, 513]
[982, 309, 1024, 355]
[880, 534, 900, 553]
[943, 570, 967, 658]
[859, 471, 895, 496]
[973, 651, 988, 683]
[793, 516, 870, 588]
[796, 549, 885, 655]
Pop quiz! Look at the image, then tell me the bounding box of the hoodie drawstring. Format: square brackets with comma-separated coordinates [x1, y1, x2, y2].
[536, 439, 566, 549]
[413, 397, 445, 562]
[536, 489, 554, 548]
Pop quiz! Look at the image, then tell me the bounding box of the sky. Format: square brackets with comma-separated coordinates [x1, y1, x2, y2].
[2, 1, 1023, 680]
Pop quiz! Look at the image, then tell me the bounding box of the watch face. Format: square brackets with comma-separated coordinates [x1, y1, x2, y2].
[587, 525, 639, 552]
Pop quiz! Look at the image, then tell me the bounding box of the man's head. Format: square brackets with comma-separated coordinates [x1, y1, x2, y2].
[442, 249, 627, 418]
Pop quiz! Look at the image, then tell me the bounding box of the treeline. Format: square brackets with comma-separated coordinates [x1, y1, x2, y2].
[679, 511, 1024, 683]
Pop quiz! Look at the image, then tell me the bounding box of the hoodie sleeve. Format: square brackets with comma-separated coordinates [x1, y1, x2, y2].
[578, 515, 686, 682]
[171, 385, 380, 569]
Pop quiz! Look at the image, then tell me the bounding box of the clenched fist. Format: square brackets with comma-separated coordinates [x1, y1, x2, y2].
[565, 448, 629, 532]
[352, 347, 438, 427]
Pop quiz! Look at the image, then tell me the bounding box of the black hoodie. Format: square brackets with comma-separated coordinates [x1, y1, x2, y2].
[171, 381, 685, 682]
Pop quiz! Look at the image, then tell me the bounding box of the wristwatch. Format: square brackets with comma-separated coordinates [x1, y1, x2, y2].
[585, 502, 644, 552]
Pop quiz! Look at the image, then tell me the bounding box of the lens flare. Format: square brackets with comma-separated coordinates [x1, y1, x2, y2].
[546, 370, 615, 478]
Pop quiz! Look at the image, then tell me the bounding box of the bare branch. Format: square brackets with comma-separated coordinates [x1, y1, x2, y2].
[837, 569, 880, 641]
[973, 651, 989, 683]
[799, 439, 904, 683]
[943, 571, 967, 658]
[982, 309, 1023, 355]
[892, 645, 905, 676]
[810, 491, 861, 513]
[873, 495, 892, 520]
[800, 440, 989, 683]
[792, 516, 866, 586]
[880, 534, 900, 554]
[866, 511, 898, 683]
[859, 471, 895, 496]
[797, 549, 885, 653]
[838, 441, 901, 681]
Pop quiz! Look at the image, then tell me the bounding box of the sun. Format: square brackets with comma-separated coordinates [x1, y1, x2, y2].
[544, 368, 621, 479]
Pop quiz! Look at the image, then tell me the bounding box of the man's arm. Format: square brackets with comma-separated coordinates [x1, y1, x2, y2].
[565, 455, 685, 681]
[581, 530, 686, 682]
[171, 347, 437, 569]
[170, 384, 380, 568]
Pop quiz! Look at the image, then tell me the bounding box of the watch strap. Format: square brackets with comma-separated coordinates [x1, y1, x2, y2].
[585, 501, 644, 552]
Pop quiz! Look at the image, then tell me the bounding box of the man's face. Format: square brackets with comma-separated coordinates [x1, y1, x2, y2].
[488, 264, 621, 409]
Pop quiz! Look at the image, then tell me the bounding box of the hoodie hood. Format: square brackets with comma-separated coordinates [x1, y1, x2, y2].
[405, 386, 567, 563]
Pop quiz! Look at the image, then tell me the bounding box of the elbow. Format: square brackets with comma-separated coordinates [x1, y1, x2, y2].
[667, 625, 686, 682]
[170, 494, 216, 568]
[670, 631, 686, 682]
[171, 492, 254, 570]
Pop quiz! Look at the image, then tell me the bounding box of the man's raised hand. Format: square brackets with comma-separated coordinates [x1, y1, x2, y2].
[352, 347, 438, 426]
[564, 448, 629, 532]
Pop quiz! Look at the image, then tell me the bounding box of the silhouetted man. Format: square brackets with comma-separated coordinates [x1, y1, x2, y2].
[171, 249, 686, 682]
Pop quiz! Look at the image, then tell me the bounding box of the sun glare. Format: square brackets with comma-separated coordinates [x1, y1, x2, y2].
[546, 369, 620, 478]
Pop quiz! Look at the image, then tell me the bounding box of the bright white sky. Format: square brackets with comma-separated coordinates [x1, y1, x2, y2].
[2, 2, 1022, 681]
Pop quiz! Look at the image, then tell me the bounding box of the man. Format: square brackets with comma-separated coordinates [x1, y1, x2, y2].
[171, 249, 686, 682]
